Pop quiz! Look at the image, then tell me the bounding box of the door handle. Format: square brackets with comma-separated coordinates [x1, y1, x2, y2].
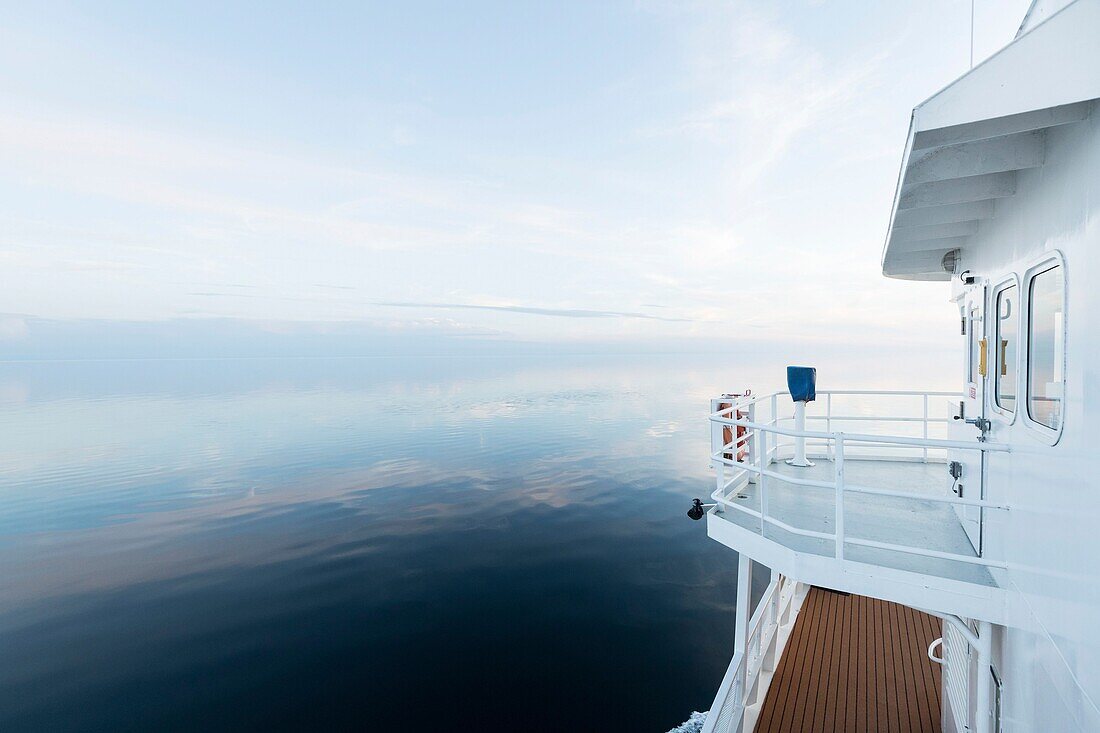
[953, 415, 991, 441]
[928, 638, 945, 665]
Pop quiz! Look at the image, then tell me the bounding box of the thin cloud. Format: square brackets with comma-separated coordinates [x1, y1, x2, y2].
[186, 292, 695, 323]
[374, 301, 694, 322]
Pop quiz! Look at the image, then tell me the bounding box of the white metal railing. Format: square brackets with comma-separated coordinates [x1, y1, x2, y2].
[701, 574, 800, 733]
[708, 390, 1011, 570]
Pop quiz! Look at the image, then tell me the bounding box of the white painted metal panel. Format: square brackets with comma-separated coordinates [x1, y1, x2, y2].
[945, 622, 972, 733]
[949, 286, 986, 553]
[944, 115, 1100, 732]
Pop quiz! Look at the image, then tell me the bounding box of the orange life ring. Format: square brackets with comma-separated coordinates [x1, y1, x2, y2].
[719, 390, 751, 463]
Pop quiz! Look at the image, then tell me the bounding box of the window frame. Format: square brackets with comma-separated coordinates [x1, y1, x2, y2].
[989, 274, 1020, 424]
[1021, 250, 1067, 444]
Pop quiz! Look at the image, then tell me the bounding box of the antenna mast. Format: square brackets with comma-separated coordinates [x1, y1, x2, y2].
[970, 0, 975, 69]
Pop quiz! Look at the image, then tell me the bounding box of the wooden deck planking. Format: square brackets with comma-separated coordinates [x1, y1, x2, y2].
[755, 587, 943, 733]
[757, 587, 815, 732]
[779, 586, 824, 733]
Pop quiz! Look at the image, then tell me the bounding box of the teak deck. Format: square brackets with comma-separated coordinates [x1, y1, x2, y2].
[754, 587, 943, 733]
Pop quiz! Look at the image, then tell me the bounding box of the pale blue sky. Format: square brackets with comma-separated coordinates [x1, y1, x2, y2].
[0, 1, 1029, 349]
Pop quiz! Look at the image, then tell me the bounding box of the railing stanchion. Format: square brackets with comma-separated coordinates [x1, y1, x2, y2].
[716, 465, 725, 514]
[922, 394, 929, 463]
[747, 401, 758, 484]
[770, 393, 778, 461]
[826, 393, 833, 461]
[710, 399, 722, 468]
[734, 555, 751, 657]
[758, 428, 768, 535]
[712, 399, 725, 512]
[834, 435, 845, 560]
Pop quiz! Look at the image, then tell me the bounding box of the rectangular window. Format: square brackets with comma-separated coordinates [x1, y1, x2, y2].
[994, 284, 1018, 412]
[1027, 264, 1065, 430]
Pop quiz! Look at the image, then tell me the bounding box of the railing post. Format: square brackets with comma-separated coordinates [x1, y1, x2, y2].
[826, 393, 833, 461]
[834, 435, 845, 560]
[710, 398, 722, 468]
[975, 620, 994, 733]
[922, 394, 929, 464]
[712, 400, 725, 513]
[770, 393, 778, 461]
[715, 464, 725, 514]
[747, 401, 758, 484]
[734, 555, 751, 656]
[788, 400, 812, 466]
[758, 427, 768, 535]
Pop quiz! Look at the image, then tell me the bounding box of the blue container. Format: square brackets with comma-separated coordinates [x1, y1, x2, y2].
[787, 366, 816, 403]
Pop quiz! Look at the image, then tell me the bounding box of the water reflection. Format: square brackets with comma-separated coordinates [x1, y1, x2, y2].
[0, 352, 952, 731]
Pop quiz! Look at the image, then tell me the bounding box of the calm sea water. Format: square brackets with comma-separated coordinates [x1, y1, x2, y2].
[0, 354, 775, 732]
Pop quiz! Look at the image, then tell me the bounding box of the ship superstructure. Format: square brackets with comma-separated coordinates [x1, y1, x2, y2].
[699, 2, 1100, 731]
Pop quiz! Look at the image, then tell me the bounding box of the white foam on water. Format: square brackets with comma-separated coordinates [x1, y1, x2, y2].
[665, 710, 707, 733]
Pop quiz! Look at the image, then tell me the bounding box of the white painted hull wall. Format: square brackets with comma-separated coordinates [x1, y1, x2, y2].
[878, 3, 1100, 728]
[954, 105, 1100, 732]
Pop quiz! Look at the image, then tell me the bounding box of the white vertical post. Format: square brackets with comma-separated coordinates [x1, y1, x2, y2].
[758, 428, 768, 535]
[794, 401, 807, 464]
[826, 393, 833, 461]
[786, 401, 814, 467]
[734, 554, 753, 715]
[834, 435, 845, 560]
[715, 461, 725, 515]
[734, 555, 751, 656]
[975, 620, 993, 733]
[770, 394, 778, 462]
[710, 398, 722, 467]
[762, 579, 779, 674]
[922, 394, 929, 464]
[747, 401, 758, 484]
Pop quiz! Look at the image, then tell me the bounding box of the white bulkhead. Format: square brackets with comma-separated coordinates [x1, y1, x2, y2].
[882, 2, 1100, 729]
[934, 111, 1100, 732]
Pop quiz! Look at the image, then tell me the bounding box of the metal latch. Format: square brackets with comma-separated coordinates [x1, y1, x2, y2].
[954, 414, 991, 441]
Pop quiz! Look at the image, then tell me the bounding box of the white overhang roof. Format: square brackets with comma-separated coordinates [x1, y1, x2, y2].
[882, 0, 1100, 280]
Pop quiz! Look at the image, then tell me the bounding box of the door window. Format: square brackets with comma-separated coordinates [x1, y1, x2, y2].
[994, 284, 1018, 413]
[1027, 264, 1065, 430]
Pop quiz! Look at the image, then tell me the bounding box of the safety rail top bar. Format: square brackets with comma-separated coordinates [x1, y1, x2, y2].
[735, 415, 952, 424]
[717, 389, 960, 400]
[709, 416, 1009, 452]
[712, 451, 1011, 510]
[803, 415, 950, 422]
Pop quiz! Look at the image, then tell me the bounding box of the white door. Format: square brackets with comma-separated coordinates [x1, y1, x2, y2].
[948, 284, 986, 552]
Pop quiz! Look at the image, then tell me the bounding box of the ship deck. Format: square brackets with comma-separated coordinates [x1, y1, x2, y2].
[718, 458, 995, 587]
[752, 586, 943, 733]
